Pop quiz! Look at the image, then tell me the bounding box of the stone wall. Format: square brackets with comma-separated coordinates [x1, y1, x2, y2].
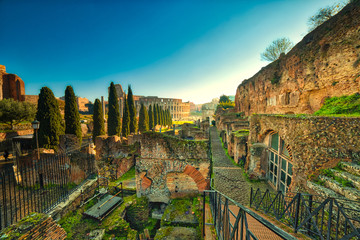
[247, 115, 360, 192]
[180, 123, 208, 140]
[137, 132, 210, 203]
[235, 1, 360, 116]
[94, 135, 138, 180]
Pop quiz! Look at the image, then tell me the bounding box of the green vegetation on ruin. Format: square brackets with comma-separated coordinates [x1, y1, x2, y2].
[232, 129, 249, 138]
[314, 93, 360, 116]
[160, 197, 202, 239]
[59, 194, 138, 239]
[1, 213, 47, 239]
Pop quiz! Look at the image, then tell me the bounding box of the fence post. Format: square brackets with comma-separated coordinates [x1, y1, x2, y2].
[294, 193, 301, 233]
[202, 191, 206, 238]
[307, 195, 313, 235]
[250, 187, 253, 207]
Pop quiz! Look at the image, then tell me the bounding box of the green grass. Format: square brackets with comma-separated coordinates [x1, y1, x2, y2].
[172, 120, 194, 125]
[314, 93, 360, 116]
[119, 166, 135, 181]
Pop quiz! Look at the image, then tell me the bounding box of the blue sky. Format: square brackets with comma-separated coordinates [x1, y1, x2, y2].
[0, 0, 340, 104]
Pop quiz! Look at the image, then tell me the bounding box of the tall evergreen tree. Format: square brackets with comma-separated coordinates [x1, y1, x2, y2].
[122, 97, 130, 137]
[93, 98, 105, 139]
[127, 85, 137, 134]
[156, 104, 160, 126]
[64, 86, 82, 143]
[138, 103, 149, 133]
[36, 87, 64, 150]
[159, 106, 164, 126]
[153, 104, 158, 126]
[108, 82, 121, 136]
[148, 105, 154, 130]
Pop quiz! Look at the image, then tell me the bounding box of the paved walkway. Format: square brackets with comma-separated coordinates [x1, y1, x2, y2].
[210, 126, 274, 206]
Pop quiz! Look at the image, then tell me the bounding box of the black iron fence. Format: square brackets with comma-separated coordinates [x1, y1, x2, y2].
[0, 151, 96, 230]
[204, 189, 297, 240]
[250, 188, 360, 240]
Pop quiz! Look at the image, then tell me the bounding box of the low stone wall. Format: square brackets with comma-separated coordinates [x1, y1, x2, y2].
[137, 132, 210, 203]
[180, 123, 208, 140]
[49, 178, 98, 221]
[247, 114, 360, 191]
[0, 129, 34, 141]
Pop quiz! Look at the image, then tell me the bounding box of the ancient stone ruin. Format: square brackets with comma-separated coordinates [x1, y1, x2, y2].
[136, 132, 210, 203]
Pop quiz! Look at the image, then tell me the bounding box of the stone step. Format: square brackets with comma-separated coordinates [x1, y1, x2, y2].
[318, 175, 360, 201]
[330, 169, 360, 191]
[307, 181, 360, 220]
[307, 181, 343, 199]
[341, 162, 360, 177]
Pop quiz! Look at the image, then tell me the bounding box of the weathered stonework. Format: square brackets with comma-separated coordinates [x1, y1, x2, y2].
[247, 115, 360, 192]
[137, 132, 210, 203]
[94, 135, 138, 180]
[180, 122, 209, 140]
[235, 1, 360, 115]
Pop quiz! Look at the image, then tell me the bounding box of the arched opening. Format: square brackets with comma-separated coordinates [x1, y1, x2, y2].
[267, 133, 293, 193]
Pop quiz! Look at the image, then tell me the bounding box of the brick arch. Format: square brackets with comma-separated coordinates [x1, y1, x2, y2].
[183, 165, 208, 191]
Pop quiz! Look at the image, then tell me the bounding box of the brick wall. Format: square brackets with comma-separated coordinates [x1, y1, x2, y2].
[1, 213, 66, 239]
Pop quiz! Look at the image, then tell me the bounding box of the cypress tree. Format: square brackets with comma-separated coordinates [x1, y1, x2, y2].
[159, 106, 164, 126]
[148, 105, 154, 130]
[36, 87, 64, 150]
[108, 82, 121, 136]
[138, 103, 149, 133]
[153, 104, 158, 127]
[155, 104, 160, 126]
[144, 105, 149, 131]
[127, 85, 137, 134]
[93, 98, 105, 139]
[64, 86, 82, 143]
[122, 97, 130, 137]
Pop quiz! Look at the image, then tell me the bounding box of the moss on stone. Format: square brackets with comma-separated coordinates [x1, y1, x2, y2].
[1, 213, 47, 240]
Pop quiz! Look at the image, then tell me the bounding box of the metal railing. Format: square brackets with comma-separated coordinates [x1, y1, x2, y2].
[250, 188, 360, 240]
[204, 189, 298, 240]
[0, 152, 96, 230]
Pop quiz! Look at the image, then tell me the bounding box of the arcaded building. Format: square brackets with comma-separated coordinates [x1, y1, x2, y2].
[0, 65, 25, 101]
[110, 84, 190, 120]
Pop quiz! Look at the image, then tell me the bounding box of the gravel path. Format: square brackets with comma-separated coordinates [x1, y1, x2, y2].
[210, 126, 274, 206]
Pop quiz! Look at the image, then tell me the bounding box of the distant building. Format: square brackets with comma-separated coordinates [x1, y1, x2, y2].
[109, 83, 190, 120]
[0, 65, 25, 101]
[201, 98, 219, 121]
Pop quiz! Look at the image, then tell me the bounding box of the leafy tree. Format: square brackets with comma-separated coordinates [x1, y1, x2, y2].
[122, 97, 130, 137]
[127, 85, 137, 134]
[308, 2, 348, 31]
[219, 95, 231, 103]
[64, 86, 82, 143]
[36, 87, 64, 150]
[92, 98, 105, 139]
[148, 105, 154, 130]
[260, 37, 293, 62]
[0, 99, 36, 130]
[138, 103, 149, 133]
[108, 82, 121, 136]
